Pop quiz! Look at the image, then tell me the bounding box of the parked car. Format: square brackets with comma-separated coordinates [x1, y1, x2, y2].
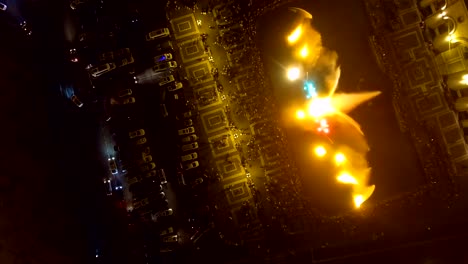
[184, 119, 193, 126]
[89, 63, 116, 78]
[135, 137, 147, 145]
[160, 227, 174, 236]
[142, 155, 152, 163]
[108, 157, 118, 174]
[181, 142, 198, 152]
[118, 89, 132, 97]
[159, 75, 175, 86]
[184, 161, 199, 170]
[153, 61, 177, 72]
[159, 208, 173, 217]
[162, 235, 178, 243]
[181, 152, 197, 162]
[129, 129, 145, 139]
[181, 134, 198, 143]
[183, 111, 193, 118]
[158, 169, 167, 184]
[70, 95, 83, 107]
[191, 177, 204, 187]
[146, 28, 170, 41]
[154, 53, 173, 63]
[167, 82, 183, 92]
[123, 97, 136, 104]
[141, 162, 156, 172]
[146, 170, 157, 178]
[178, 127, 195, 136]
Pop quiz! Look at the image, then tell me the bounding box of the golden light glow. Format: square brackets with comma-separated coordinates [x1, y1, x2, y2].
[336, 172, 358, 185]
[314, 146, 327, 157]
[461, 74, 468, 85]
[287, 25, 302, 44]
[285, 8, 379, 209]
[446, 34, 454, 42]
[299, 44, 309, 58]
[334, 153, 346, 165]
[296, 110, 306, 119]
[287, 67, 301, 81]
[307, 97, 334, 118]
[353, 195, 365, 208]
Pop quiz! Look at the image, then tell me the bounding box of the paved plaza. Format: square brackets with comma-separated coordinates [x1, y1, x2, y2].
[170, 14, 199, 40]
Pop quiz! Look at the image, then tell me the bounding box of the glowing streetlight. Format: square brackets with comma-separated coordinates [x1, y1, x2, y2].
[314, 145, 327, 157]
[287, 25, 302, 44]
[296, 110, 306, 119]
[307, 97, 334, 118]
[334, 152, 346, 165]
[287, 67, 301, 81]
[336, 172, 358, 185]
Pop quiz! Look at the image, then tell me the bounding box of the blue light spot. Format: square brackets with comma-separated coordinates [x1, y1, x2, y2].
[304, 81, 317, 99]
[158, 56, 166, 62]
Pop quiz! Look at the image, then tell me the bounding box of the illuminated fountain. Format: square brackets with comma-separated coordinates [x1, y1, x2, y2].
[285, 8, 379, 208]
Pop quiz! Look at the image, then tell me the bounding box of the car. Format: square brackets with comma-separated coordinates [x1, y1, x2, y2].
[160, 227, 174, 236]
[177, 172, 186, 185]
[135, 137, 147, 145]
[191, 177, 204, 187]
[167, 82, 183, 92]
[183, 111, 193, 118]
[159, 208, 173, 217]
[143, 146, 151, 156]
[99, 51, 114, 61]
[0, 2, 7, 11]
[184, 161, 199, 170]
[178, 127, 195, 136]
[129, 129, 145, 139]
[142, 155, 152, 163]
[141, 162, 156, 172]
[146, 170, 157, 178]
[181, 134, 198, 143]
[104, 178, 112, 195]
[181, 142, 198, 152]
[146, 28, 170, 41]
[70, 0, 86, 10]
[158, 169, 167, 184]
[70, 95, 83, 107]
[159, 75, 175, 86]
[118, 89, 132, 97]
[108, 157, 118, 174]
[181, 152, 197, 162]
[166, 61, 177, 68]
[160, 191, 166, 199]
[154, 53, 173, 63]
[162, 235, 178, 243]
[89, 63, 116, 78]
[117, 55, 134, 67]
[123, 97, 136, 104]
[184, 119, 193, 126]
[68, 48, 79, 62]
[153, 61, 177, 72]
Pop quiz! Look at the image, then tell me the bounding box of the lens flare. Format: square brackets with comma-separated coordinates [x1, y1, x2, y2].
[307, 97, 334, 118]
[334, 153, 346, 165]
[296, 110, 306, 119]
[287, 25, 302, 44]
[314, 146, 327, 157]
[287, 67, 301, 81]
[337, 172, 358, 185]
[299, 44, 309, 58]
[353, 195, 364, 208]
